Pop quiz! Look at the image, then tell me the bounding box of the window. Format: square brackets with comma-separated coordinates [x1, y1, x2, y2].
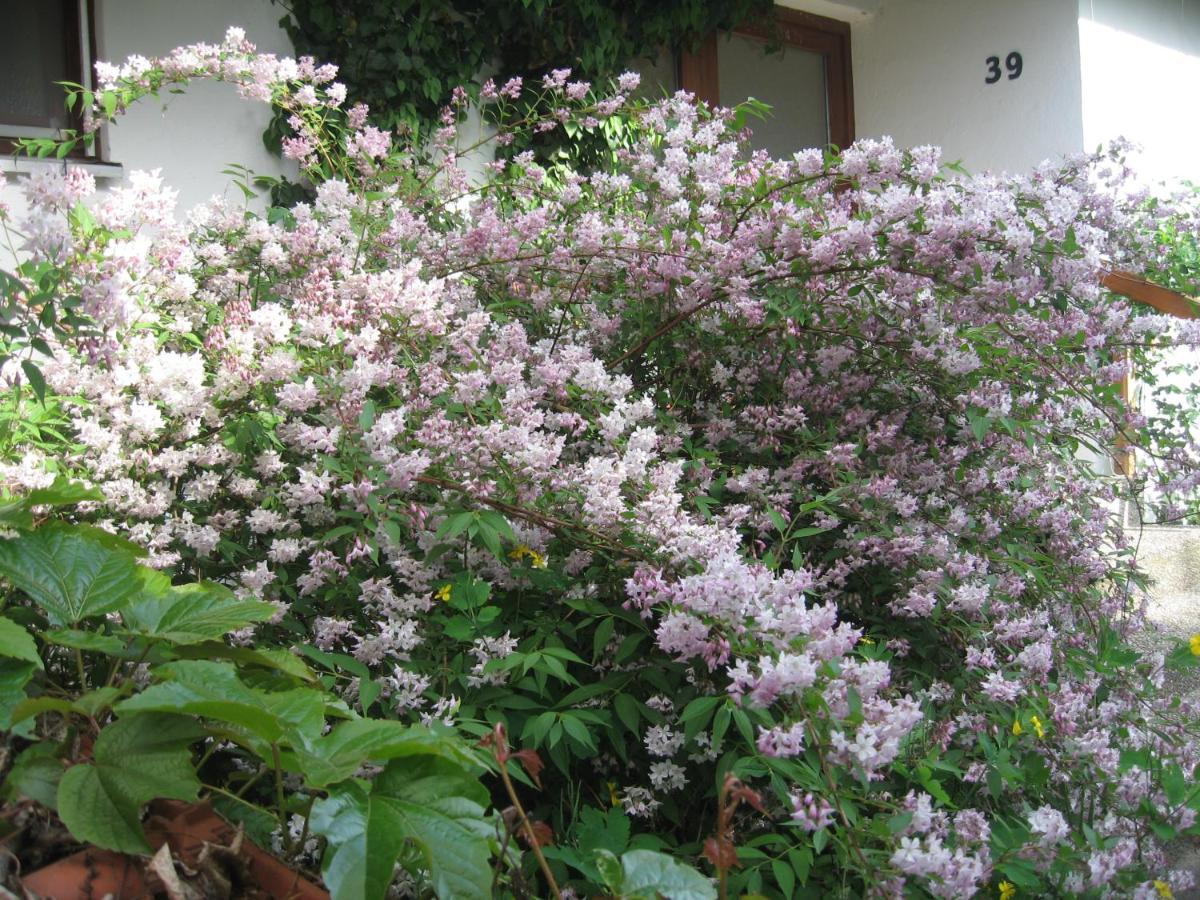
[0, 0, 98, 157]
[678, 7, 854, 154]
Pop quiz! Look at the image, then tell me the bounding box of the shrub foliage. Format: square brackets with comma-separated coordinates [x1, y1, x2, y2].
[4, 29, 1200, 899]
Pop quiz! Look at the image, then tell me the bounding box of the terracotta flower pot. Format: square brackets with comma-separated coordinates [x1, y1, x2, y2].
[19, 800, 328, 900]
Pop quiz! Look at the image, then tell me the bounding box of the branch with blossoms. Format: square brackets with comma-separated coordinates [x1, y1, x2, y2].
[5, 28, 1200, 899]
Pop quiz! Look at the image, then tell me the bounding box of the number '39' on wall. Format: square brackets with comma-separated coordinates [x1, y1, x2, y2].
[985, 52, 1023, 83]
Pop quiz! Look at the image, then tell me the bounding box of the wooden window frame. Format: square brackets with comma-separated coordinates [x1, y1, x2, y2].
[0, 0, 101, 159]
[680, 6, 855, 150]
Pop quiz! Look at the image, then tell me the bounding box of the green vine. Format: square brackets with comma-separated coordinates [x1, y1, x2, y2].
[268, 0, 773, 165]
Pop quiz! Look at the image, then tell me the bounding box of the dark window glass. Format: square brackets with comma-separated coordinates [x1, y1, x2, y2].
[0, 1, 78, 131]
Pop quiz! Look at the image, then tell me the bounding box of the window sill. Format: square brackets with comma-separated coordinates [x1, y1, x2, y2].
[0, 156, 125, 180]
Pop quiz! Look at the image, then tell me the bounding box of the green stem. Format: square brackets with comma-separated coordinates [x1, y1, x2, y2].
[271, 742, 290, 850]
[74, 648, 88, 690]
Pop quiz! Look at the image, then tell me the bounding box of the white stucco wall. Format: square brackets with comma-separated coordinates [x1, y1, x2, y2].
[2, 0, 293, 266]
[1079, 0, 1200, 186]
[94, 0, 295, 213]
[849, 0, 1085, 174]
[780, 0, 1085, 174]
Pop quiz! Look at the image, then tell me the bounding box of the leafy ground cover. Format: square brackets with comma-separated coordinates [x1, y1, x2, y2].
[4, 28, 1200, 899]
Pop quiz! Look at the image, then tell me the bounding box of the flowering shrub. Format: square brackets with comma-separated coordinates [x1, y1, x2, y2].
[5, 28, 1200, 899]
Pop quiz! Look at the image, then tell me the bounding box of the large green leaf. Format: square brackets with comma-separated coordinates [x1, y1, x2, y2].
[172, 642, 318, 681]
[289, 720, 482, 788]
[310, 756, 493, 900]
[0, 524, 140, 625]
[3, 741, 63, 808]
[116, 660, 325, 745]
[42, 628, 131, 655]
[594, 849, 717, 900]
[0, 616, 41, 667]
[56, 714, 203, 854]
[122, 581, 275, 644]
[0, 657, 37, 730]
[24, 476, 104, 507]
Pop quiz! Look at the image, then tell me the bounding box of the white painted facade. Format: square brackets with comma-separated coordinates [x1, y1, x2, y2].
[781, 0, 1200, 185]
[5, 0, 1197, 218]
[94, 0, 296, 213]
[1, 0, 293, 239]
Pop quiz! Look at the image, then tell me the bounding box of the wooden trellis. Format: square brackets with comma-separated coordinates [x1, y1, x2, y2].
[1102, 271, 1199, 475]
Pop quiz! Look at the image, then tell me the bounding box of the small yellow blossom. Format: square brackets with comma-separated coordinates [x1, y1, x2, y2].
[435, 584, 452, 603]
[509, 544, 547, 568]
[1011, 720, 1022, 736]
[1155, 879, 1174, 899]
[998, 880, 1016, 900]
[1190, 634, 1200, 656]
[607, 781, 621, 808]
[1030, 715, 1045, 739]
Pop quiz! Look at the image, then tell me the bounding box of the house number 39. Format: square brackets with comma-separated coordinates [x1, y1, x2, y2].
[985, 51, 1023, 83]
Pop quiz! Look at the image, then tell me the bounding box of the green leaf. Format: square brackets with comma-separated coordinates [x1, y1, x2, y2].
[613, 693, 641, 734]
[116, 660, 325, 745]
[290, 720, 480, 788]
[57, 713, 203, 853]
[3, 741, 64, 808]
[10, 696, 76, 725]
[24, 476, 103, 507]
[42, 628, 129, 655]
[172, 642, 317, 682]
[0, 617, 41, 667]
[311, 755, 493, 900]
[594, 848, 624, 891]
[0, 658, 37, 730]
[1164, 764, 1187, 805]
[20, 361, 46, 403]
[122, 581, 275, 644]
[616, 849, 717, 900]
[576, 806, 631, 855]
[0, 523, 140, 625]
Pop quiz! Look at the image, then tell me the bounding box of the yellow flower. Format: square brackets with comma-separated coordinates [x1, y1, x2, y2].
[509, 544, 547, 568]
[435, 584, 452, 603]
[1030, 715, 1045, 739]
[1155, 879, 1174, 899]
[607, 781, 621, 808]
[1190, 634, 1200, 656]
[1011, 720, 1022, 736]
[998, 880, 1016, 900]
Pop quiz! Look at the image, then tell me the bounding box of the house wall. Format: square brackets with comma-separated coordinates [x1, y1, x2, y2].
[780, 0, 1086, 175]
[94, 0, 295, 212]
[1079, 0, 1200, 185]
[1, 0, 292, 249]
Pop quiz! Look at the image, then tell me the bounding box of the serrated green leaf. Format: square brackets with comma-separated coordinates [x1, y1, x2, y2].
[42, 628, 129, 655]
[290, 720, 481, 788]
[0, 524, 140, 625]
[122, 581, 275, 644]
[576, 806, 631, 855]
[116, 660, 325, 744]
[3, 741, 63, 808]
[0, 657, 37, 730]
[311, 755, 492, 900]
[24, 477, 103, 507]
[0, 617, 41, 667]
[57, 713, 203, 853]
[617, 849, 716, 900]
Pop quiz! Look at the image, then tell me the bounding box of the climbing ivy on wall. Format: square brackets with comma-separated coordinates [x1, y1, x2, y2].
[269, 0, 772, 160]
